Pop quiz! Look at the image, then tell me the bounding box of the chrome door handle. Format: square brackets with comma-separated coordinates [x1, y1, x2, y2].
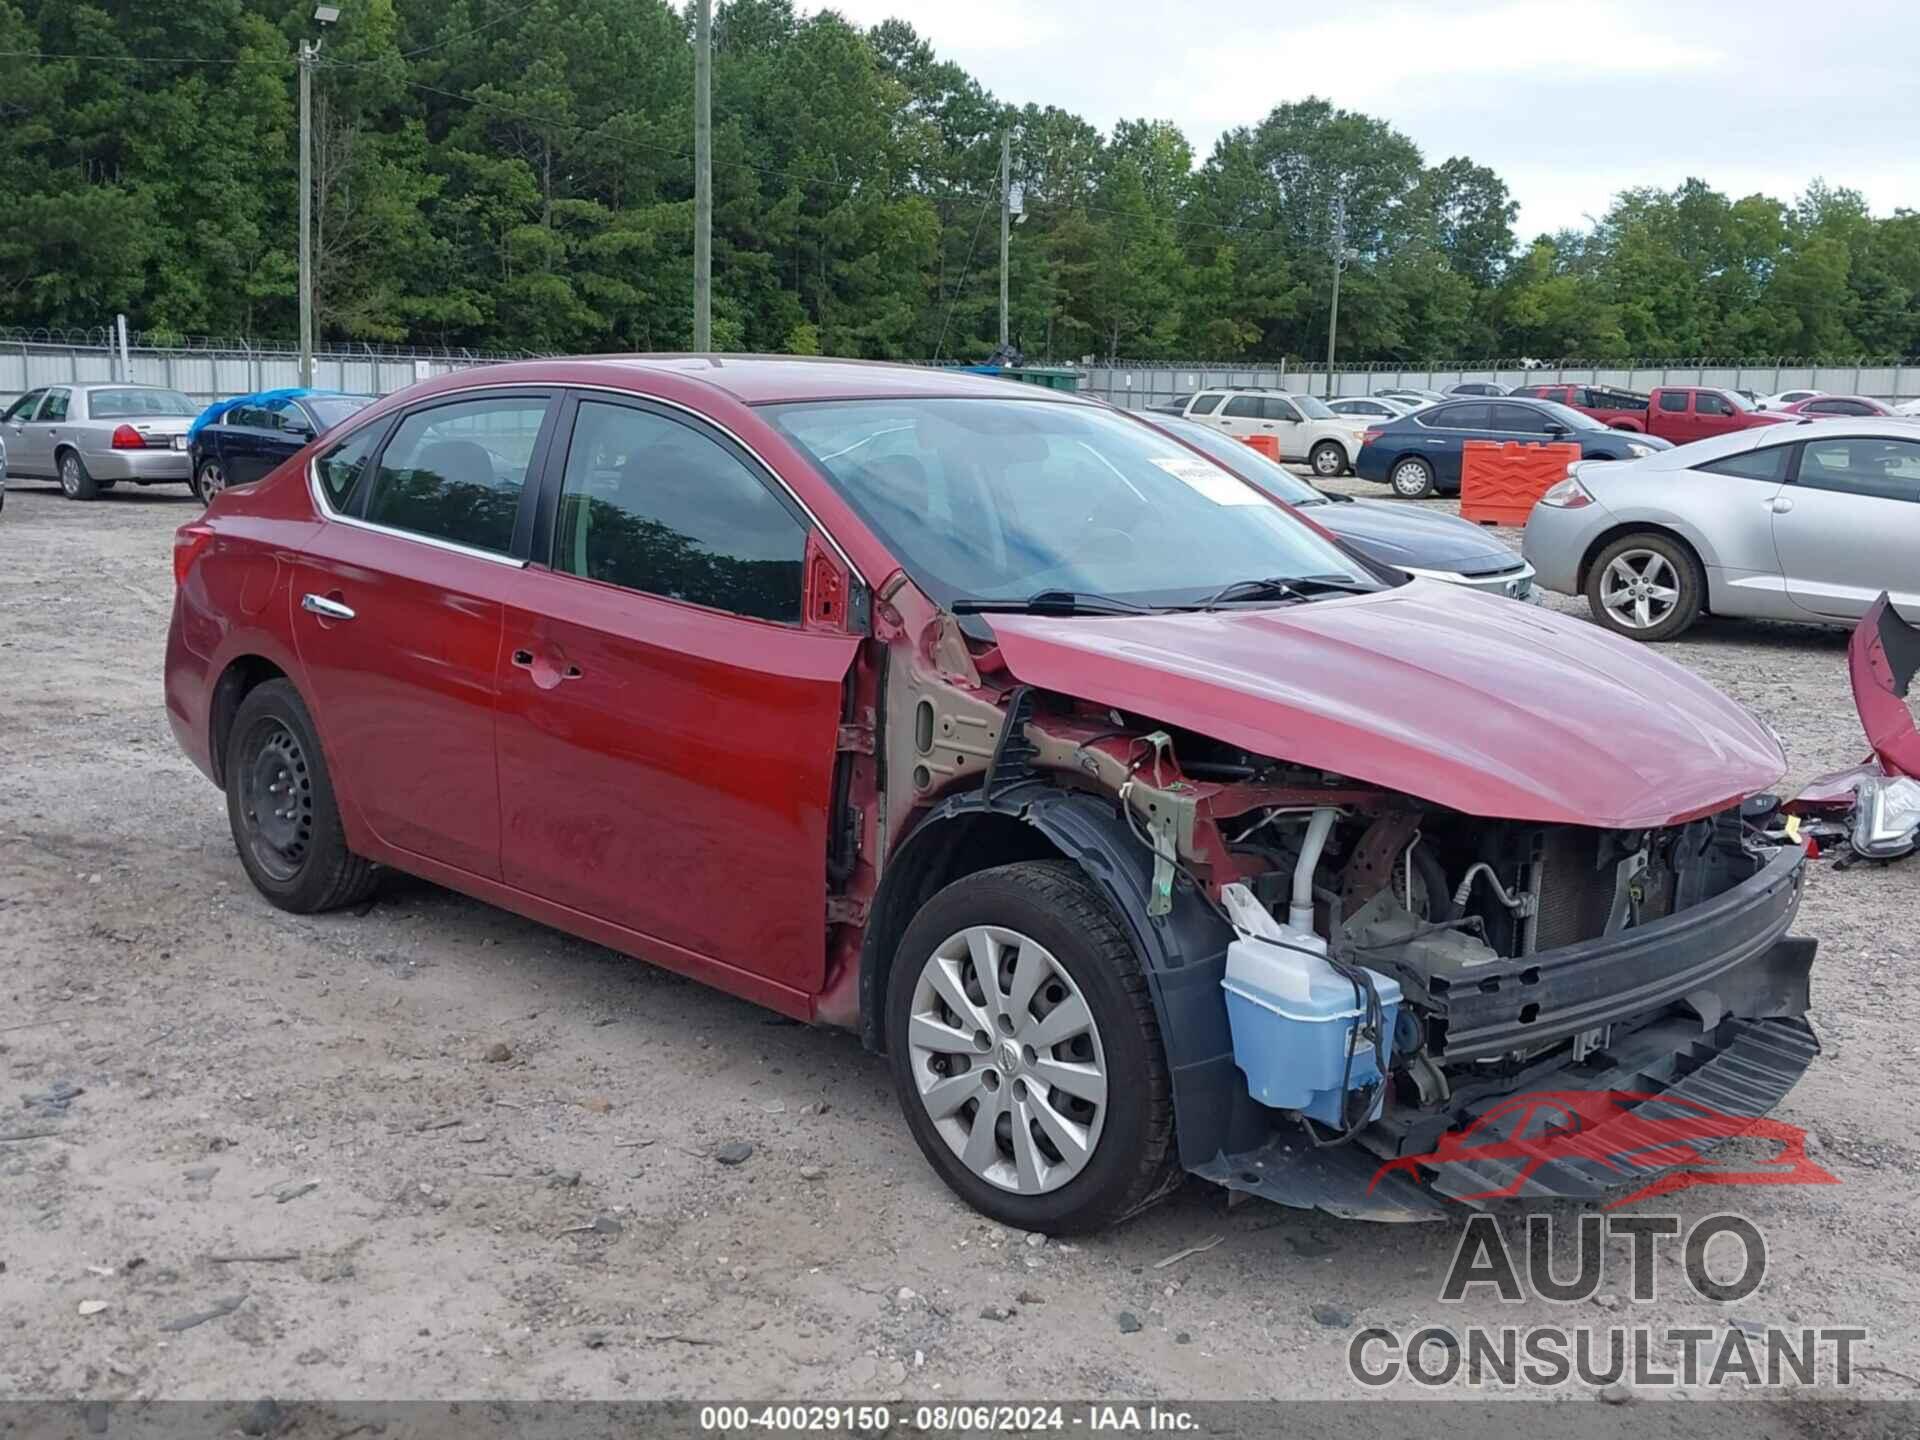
[301, 593, 356, 621]
[1770, 496, 1794, 514]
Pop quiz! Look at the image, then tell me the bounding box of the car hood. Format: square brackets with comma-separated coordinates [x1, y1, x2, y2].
[1311, 498, 1519, 574]
[988, 581, 1784, 828]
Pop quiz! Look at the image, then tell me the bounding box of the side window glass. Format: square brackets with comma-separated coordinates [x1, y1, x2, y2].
[1221, 395, 1262, 418]
[1492, 403, 1550, 433]
[364, 396, 548, 554]
[1433, 403, 1490, 430]
[1700, 445, 1791, 483]
[1186, 394, 1221, 416]
[4, 389, 44, 422]
[39, 389, 70, 422]
[1659, 392, 1688, 413]
[1795, 439, 1920, 503]
[1697, 392, 1731, 416]
[1263, 398, 1302, 423]
[314, 425, 386, 510]
[553, 400, 806, 623]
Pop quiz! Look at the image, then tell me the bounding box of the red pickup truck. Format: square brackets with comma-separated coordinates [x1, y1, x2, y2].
[1511, 383, 1789, 444]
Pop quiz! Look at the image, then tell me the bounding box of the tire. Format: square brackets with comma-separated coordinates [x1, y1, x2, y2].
[193, 458, 226, 506]
[1584, 532, 1703, 642]
[1388, 456, 1435, 498]
[58, 448, 99, 501]
[1310, 441, 1348, 478]
[223, 679, 378, 913]
[884, 860, 1181, 1234]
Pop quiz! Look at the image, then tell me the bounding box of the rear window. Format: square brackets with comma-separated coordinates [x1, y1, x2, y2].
[1187, 394, 1222, 416]
[1659, 392, 1689, 412]
[1699, 445, 1792, 483]
[89, 387, 198, 418]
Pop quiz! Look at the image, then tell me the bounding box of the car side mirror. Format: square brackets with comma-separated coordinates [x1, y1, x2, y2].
[1543, 422, 1570, 438]
[288, 421, 315, 440]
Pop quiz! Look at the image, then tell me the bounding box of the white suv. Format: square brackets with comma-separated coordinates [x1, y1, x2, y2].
[1168, 389, 1368, 476]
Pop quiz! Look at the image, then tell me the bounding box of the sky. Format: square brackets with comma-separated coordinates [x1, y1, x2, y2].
[809, 0, 1920, 238]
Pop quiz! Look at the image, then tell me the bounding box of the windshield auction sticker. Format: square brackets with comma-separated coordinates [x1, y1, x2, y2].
[1149, 455, 1266, 505]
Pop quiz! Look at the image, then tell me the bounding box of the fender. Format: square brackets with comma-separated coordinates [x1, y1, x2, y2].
[858, 779, 1272, 1169]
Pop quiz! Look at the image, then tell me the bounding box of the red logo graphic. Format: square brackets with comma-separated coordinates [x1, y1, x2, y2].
[1371, 1090, 1839, 1208]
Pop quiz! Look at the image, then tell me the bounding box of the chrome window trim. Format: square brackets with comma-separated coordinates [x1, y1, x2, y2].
[305, 379, 868, 584]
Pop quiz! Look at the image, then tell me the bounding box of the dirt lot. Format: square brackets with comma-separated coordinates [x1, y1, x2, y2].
[2, 475, 1917, 1419]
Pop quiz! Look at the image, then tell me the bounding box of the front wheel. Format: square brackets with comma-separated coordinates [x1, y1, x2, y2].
[885, 861, 1180, 1233]
[1585, 532, 1703, 642]
[1310, 441, 1348, 478]
[1388, 456, 1435, 498]
[224, 679, 378, 912]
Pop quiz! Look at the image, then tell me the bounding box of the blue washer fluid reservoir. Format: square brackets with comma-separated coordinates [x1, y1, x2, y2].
[1218, 884, 1402, 1129]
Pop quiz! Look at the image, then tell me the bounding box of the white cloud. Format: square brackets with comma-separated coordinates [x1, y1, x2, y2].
[800, 0, 1920, 237]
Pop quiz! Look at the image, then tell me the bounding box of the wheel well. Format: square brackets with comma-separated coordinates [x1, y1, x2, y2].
[1576, 522, 1707, 597]
[208, 656, 288, 787]
[859, 809, 1067, 1053]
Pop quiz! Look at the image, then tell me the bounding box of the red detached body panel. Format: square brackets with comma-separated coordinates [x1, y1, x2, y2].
[986, 581, 1785, 829]
[1849, 593, 1920, 780]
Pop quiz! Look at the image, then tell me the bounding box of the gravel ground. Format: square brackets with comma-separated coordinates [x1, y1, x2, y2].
[1, 475, 1917, 1423]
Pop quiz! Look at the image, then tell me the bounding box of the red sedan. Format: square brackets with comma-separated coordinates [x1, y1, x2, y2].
[165, 356, 1819, 1230]
[1780, 395, 1897, 417]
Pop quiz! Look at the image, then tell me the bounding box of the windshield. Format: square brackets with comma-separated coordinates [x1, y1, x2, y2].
[306, 395, 372, 429]
[1153, 416, 1323, 505]
[1291, 394, 1335, 420]
[90, 387, 198, 418]
[766, 398, 1372, 608]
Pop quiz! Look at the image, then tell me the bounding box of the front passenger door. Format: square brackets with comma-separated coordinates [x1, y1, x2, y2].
[1262, 397, 1307, 459]
[1775, 436, 1920, 621]
[2, 389, 46, 475]
[494, 394, 859, 999]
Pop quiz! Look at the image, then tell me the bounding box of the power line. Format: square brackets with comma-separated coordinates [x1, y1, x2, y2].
[397, 0, 548, 59]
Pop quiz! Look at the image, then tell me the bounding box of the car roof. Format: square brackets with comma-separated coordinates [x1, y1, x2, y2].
[450, 355, 1089, 407]
[1644, 414, 1920, 468]
[66, 381, 187, 392]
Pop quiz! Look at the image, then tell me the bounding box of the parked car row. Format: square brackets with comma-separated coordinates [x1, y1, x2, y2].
[1353, 396, 1671, 497]
[1149, 387, 1369, 477]
[0, 383, 374, 503]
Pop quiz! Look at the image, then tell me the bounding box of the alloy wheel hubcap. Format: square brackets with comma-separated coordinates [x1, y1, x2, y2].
[1600, 550, 1680, 630]
[61, 458, 79, 495]
[1315, 448, 1343, 475]
[907, 925, 1108, 1195]
[1392, 463, 1428, 494]
[202, 463, 224, 499]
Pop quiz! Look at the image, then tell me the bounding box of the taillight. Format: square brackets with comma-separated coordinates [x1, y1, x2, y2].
[1539, 476, 1594, 509]
[110, 424, 146, 449]
[1362, 428, 1383, 446]
[173, 521, 215, 587]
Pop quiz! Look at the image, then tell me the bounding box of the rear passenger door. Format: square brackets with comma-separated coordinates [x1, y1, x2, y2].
[292, 391, 559, 880]
[1211, 393, 1265, 438]
[493, 393, 859, 1000]
[18, 388, 70, 476]
[1775, 435, 1920, 621]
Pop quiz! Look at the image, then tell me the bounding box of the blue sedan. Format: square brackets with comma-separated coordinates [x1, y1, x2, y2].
[1355, 397, 1671, 498]
[187, 388, 373, 504]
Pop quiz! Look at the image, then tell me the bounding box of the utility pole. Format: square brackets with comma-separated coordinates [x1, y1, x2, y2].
[1324, 189, 1352, 400]
[998, 129, 1011, 352]
[297, 8, 338, 386]
[693, 0, 712, 352]
[298, 37, 316, 388]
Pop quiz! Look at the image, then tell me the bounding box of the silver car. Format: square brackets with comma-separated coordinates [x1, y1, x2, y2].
[0, 383, 200, 500]
[1523, 418, 1920, 641]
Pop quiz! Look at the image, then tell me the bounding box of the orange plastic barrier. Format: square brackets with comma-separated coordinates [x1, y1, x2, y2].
[1459, 440, 1582, 526]
[1239, 434, 1281, 461]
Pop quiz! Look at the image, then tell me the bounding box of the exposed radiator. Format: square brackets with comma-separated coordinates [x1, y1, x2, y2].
[1533, 828, 1617, 951]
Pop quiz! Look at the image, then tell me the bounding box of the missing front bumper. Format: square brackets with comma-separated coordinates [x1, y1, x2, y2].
[1194, 934, 1819, 1222]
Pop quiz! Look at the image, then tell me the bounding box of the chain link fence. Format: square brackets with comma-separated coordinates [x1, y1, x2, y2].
[5, 330, 1916, 412]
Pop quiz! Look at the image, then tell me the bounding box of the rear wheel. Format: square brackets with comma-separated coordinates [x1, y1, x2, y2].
[1388, 456, 1435, 498]
[1310, 440, 1348, 478]
[885, 861, 1180, 1233]
[224, 679, 377, 913]
[1584, 532, 1703, 642]
[193, 458, 226, 505]
[58, 449, 99, 501]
